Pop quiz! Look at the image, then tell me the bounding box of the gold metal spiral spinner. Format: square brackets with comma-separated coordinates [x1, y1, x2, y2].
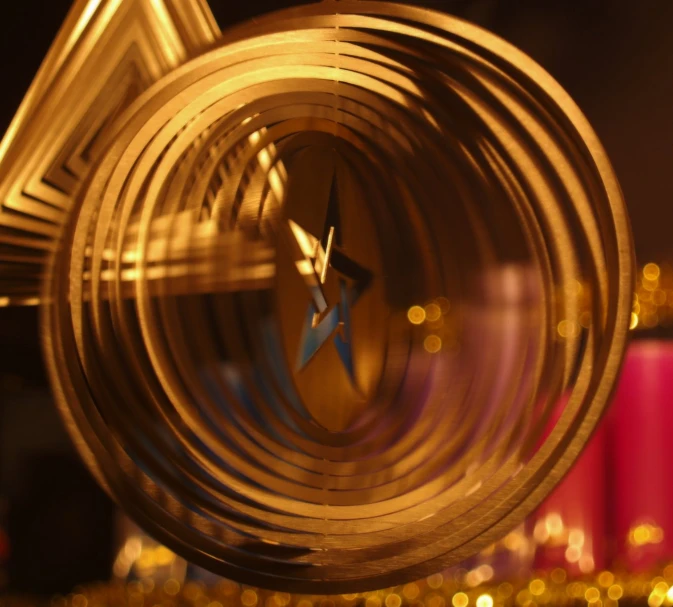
[1, 0, 633, 594]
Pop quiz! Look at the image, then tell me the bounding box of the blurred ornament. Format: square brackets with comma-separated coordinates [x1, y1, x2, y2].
[0, 0, 219, 305]
[1, 0, 632, 594]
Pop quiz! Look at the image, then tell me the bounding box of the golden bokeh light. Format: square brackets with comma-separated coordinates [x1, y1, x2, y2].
[629, 522, 665, 546]
[529, 580, 545, 596]
[549, 513, 564, 534]
[163, 580, 180, 597]
[452, 593, 469, 607]
[241, 590, 259, 607]
[436, 297, 451, 315]
[403, 584, 421, 601]
[598, 571, 615, 588]
[557, 320, 580, 339]
[425, 594, 446, 607]
[497, 583, 513, 599]
[475, 595, 493, 607]
[584, 587, 600, 603]
[425, 303, 442, 322]
[36, 564, 673, 607]
[644, 263, 661, 281]
[565, 545, 582, 563]
[424, 335, 442, 354]
[408, 305, 426, 325]
[551, 568, 567, 584]
[384, 594, 401, 607]
[579, 554, 596, 574]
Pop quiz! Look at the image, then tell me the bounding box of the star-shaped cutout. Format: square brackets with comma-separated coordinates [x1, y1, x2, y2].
[286, 176, 372, 387]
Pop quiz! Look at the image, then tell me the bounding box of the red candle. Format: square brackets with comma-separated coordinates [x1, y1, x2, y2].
[531, 414, 607, 576]
[608, 340, 673, 570]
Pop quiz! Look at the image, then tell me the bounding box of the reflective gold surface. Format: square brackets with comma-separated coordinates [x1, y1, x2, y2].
[0, 0, 634, 594]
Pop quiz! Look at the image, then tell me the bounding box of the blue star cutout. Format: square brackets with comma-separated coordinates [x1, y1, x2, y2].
[289, 177, 372, 386]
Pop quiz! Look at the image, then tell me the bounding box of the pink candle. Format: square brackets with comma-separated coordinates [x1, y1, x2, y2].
[608, 340, 673, 570]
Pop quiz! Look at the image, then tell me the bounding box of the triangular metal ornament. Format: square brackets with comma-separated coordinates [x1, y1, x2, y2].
[0, 0, 220, 305]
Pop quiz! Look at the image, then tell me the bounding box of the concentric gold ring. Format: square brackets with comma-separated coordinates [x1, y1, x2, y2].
[42, 0, 632, 593]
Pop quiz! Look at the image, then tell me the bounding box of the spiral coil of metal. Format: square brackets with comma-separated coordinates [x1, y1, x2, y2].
[41, 0, 632, 593]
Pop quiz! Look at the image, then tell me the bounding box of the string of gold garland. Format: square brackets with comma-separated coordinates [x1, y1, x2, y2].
[7, 565, 673, 607]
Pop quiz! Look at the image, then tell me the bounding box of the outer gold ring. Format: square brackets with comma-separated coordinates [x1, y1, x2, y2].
[42, 1, 633, 593]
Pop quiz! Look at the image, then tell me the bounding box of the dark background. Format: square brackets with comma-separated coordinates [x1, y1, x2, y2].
[1, 0, 672, 595]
